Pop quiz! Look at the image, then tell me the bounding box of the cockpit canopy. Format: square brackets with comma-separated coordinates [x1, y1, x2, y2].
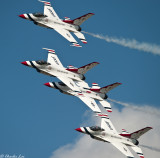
[33, 13, 47, 18]
[36, 60, 50, 65]
[58, 82, 66, 86]
[90, 126, 104, 131]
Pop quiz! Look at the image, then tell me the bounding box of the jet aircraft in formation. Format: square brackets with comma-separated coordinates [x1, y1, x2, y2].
[19, 0, 94, 47]
[44, 80, 121, 113]
[21, 48, 121, 113]
[75, 113, 152, 158]
[21, 48, 99, 92]
[19, 1, 153, 157]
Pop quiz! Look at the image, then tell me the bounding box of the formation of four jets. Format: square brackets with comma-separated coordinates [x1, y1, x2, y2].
[19, 1, 152, 158]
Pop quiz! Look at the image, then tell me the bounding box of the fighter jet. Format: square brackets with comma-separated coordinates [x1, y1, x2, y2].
[44, 79, 121, 113]
[19, 0, 94, 47]
[75, 113, 152, 158]
[21, 48, 99, 92]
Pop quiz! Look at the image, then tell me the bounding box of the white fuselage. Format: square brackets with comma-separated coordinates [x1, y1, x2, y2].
[50, 81, 106, 101]
[25, 61, 84, 81]
[23, 13, 80, 33]
[81, 127, 136, 147]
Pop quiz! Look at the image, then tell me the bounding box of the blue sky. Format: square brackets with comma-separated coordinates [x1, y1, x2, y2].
[1, 0, 160, 158]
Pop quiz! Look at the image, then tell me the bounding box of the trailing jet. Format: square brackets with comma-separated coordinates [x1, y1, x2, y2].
[44, 79, 121, 113]
[19, 0, 94, 47]
[75, 113, 152, 158]
[21, 48, 99, 92]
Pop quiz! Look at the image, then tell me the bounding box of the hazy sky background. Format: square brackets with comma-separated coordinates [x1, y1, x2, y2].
[0, 0, 160, 158]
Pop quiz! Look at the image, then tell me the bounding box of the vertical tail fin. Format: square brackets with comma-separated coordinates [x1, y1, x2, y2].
[120, 127, 152, 139]
[99, 82, 122, 94]
[72, 13, 95, 26]
[130, 127, 152, 139]
[66, 62, 99, 74]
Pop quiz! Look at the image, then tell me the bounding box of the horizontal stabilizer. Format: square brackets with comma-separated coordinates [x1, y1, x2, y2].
[131, 146, 144, 158]
[99, 100, 112, 112]
[73, 32, 87, 44]
[111, 142, 134, 158]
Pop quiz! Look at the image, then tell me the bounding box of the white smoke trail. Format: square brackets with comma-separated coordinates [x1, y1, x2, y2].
[82, 31, 160, 55]
[108, 98, 160, 117]
[140, 145, 160, 153]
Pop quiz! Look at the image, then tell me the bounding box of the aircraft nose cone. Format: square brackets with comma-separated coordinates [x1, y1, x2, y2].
[75, 128, 83, 133]
[44, 83, 51, 87]
[21, 61, 28, 66]
[19, 14, 26, 19]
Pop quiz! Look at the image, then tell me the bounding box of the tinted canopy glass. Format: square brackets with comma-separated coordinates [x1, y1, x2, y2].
[33, 13, 47, 17]
[58, 82, 66, 86]
[36, 60, 50, 65]
[90, 126, 104, 131]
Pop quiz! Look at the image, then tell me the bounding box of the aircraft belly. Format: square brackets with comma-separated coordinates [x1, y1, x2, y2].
[55, 69, 80, 81]
[108, 135, 133, 147]
[46, 20, 76, 32]
[43, 68, 57, 76]
[84, 93, 102, 100]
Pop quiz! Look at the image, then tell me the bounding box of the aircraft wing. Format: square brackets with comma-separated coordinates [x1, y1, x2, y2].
[39, 0, 61, 21]
[43, 48, 63, 68]
[77, 95, 101, 114]
[98, 114, 118, 134]
[111, 142, 134, 158]
[57, 76, 81, 92]
[52, 27, 81, 47]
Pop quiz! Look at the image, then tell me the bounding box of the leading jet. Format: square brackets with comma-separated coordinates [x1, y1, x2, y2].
[44, 80, 121, 113]
[75, 113, 152, 158]
[19, 0, 94, 47]
[21, 48, 99, 92]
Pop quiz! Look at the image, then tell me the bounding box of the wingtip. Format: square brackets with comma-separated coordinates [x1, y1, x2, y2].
[91, 62, 100, 64]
